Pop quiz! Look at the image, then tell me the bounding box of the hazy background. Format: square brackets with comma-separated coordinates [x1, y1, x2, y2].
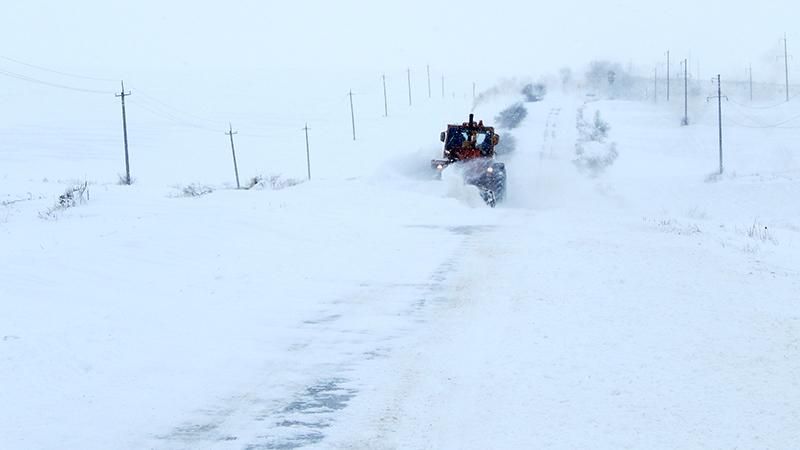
[2, 0, 796, 78]
[1, 0, 797, 185]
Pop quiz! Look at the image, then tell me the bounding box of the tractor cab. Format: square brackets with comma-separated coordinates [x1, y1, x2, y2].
[431, 114, 507, 207]
[439, 116, 499, 162]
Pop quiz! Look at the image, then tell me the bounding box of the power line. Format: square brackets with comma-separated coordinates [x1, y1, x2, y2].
[134, 89, 300, 129]
[0, 55, 117, 82]
[725, 113, 800, 129]
[727, 99, 800, 128]
[134, 89, 222, 126]
[726, 104, 773, 128]
[128, 98, 219, 132]
[0, 68, 114, 94]
[129, 96, 318, 140]
[131, 95, 300, 133]
[728, 93, 800, 110]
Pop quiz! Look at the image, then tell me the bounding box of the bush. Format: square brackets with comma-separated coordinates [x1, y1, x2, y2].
[574, 106, 618, 176]
[576, 108, 611, 143]
[521, 83, 546, 102]
[559, 67, 573, 87]
[39, 182, 89, 220]
[591, 111, 610, 141]
[117, 174, 135, 185]
[574, 141, 619, 176]
[746, 220, 777, 244]
[584, 60, 638, 99]
[246, 175, 304, 190]
[174, 183, 214, 198]
[494, 103, 528, 130]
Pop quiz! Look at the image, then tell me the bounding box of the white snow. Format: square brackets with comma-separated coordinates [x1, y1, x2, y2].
[317, 95, 800, 449]
[2, 76, 799, 450]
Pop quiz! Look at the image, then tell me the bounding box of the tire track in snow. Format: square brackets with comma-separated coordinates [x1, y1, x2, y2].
[539, 108, 561, 160]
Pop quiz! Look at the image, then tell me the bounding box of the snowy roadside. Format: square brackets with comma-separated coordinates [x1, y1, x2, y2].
[314, 92, 800, 449]
[320, 203, 799, 449]
[0, 96, 494, 449]
[0, 177, 501, 449]
[2, 81, 799, 449]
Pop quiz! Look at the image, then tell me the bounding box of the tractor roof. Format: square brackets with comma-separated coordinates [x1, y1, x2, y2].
[447, 113, 495, 133]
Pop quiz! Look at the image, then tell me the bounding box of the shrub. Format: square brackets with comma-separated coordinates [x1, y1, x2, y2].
[574, 106, 618, 176]
[559, 67, 573, 87]
[591, 111, 610, 141]
[39, 182, 89, 220]
[521, 83, 546, 102]
[584, 60, 638, 99]
[174, 183, 214, 198]
[574, 141, 619, 176]
[746, 220, 777, 244]
[576, 108, 611, 143]
[644, 217, 701, 236]
[246, 175, 304, 190]
[117, 174, 135, 185]
[494, 103, 528, 130]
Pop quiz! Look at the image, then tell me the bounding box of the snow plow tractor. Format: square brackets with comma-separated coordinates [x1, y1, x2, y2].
[432, 114, 506, 207]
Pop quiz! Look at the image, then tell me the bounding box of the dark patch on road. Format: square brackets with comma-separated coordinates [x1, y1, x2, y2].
[302, 314, 341, 325]
[152, 226, 477, 449]
[405, 224, 496, 236]
[245, 378, 356, 450]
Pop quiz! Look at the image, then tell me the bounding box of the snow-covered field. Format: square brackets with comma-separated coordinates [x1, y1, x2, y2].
[2, 79, 799, 449]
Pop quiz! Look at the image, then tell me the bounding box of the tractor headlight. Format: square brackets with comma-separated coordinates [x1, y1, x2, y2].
[436, 164, 444, 170]
[487, 166, 494, 173]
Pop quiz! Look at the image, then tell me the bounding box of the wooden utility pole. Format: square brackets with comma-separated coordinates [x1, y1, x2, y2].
[654, 67, 658, 103]
[427, 65, 431, 98]
[382, 74, 388, 117]
[666, 50, 670, 101]
[681, 59, 689, 126]
[748, 64, 753, 102]
[348, 90, 356, 141]
[225, 123, 241, 189]
[716, 75, 723, 174]
[783, 33, 790, 101]
[441, 75, 445, 99]
[472, 82, 476, 102]
[407, 68, 412, 106]
[707, 75, 726, 175]
[302, 123, 311, 181]
[115, 81, 132, 185]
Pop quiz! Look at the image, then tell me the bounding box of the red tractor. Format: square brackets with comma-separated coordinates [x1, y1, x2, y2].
[432, 114, 506, 207]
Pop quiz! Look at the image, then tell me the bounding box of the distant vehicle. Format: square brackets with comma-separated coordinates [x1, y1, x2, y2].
[431, 114, 506, 207]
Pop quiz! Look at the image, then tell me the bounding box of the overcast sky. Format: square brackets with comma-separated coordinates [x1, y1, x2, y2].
[2, 0, 797, 82]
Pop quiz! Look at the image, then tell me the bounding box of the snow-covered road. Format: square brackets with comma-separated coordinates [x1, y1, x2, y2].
[321, 208, 800, 449]
[2, 86, 799, 449]
[314, 95, 800, 449]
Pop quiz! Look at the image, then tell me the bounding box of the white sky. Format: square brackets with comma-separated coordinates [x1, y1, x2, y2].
[2, 0, 798, 81]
